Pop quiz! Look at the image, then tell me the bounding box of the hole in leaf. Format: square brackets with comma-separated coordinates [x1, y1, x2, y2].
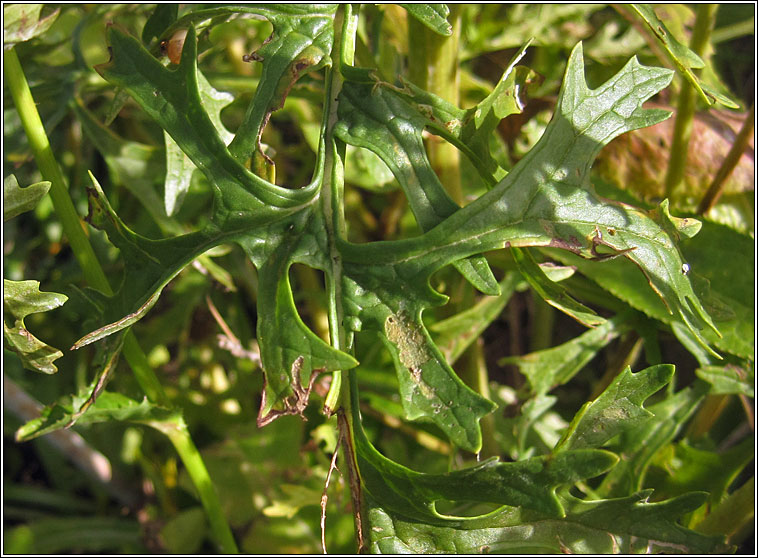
[205, 16, 274, 80]
[264, 106, 320, 188]
[289, 263, 329, 343]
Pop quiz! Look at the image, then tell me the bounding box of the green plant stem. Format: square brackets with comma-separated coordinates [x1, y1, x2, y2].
[711, 17, 755, 44]
[162, 423, 239, 554]
[4, 48, 110, 294]
[407, 6, 462, 203]
[323, 4, 357, 417]
[5, 46, 238, 554]
[697, 103, 755, 214]
[322, 7, 368, 550]
[4, 47, 168, 405]
[406, 7, 498, 457]
[664, 4, 719, 199]
[529, 295, 555, 353]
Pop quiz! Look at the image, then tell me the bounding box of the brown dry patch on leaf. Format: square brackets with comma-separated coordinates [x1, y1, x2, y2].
[257, 356, 325, 427]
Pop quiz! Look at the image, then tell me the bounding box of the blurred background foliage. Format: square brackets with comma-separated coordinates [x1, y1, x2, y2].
[3, 4, 754, 553]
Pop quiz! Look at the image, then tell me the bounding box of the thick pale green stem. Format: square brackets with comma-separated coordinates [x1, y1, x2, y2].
[5, 46, 238, 554]
[321, 5, 352, 417]
[320, 7, 368, 550]
[407, 6, 462, 203]
[664, 4, 719, 199]
[406, 7, 498, 457]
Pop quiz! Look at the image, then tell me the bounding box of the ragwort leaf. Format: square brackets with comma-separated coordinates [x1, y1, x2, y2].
[368, 490, 727, 554]
[3, 175, 51, 221]
[341, 42, 717, 449]
[355, 410, 617, 523]
[336, 77, 499, 296]
[556, 364, 675, 451]
[85, 16, 355, 423]
[628, 4, 739, 108]
[501, 313, 634, 397]
[95, 24, 318, 225]
[16, 390, 181, 442]
[547, 218, 750, 361]
[3, 279, 68, 374]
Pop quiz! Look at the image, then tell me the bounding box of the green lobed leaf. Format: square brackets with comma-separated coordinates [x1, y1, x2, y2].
[556, 490, 729, 553]
[70, 174, 217, 349]
[336, 75, 499, 296]
[88, 16, 721, 457]
[511, 246, 604, 327]
[240, 215, 359, 425]
[695, 365, 754, 396]
[339, 42, 718, 448]
[16, 390, 180, 442]
[355, 408, 618, 523]
[368, 489, 727, 554]
[3, 279, 68, 374]
[73, 100, 235, 291]
[3, 4, 60, 49]
[629, 4, 739, 108]
[556, 364, 675, 451]
[83, 12, 358, 428]
[340, 41, 717, 355]
[3, 175, 51, 221]
[500, 312, 635, 396]
[597, 380, 709, 498]
[547, 217, 751, 361]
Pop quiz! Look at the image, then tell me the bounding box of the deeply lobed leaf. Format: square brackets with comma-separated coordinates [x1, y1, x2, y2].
[3, 280, 68, 375]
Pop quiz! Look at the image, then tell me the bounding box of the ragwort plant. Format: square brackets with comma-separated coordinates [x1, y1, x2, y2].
[4, 4, 753, 554]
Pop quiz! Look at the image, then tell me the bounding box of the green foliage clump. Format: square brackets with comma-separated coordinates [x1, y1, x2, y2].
[4, 4, 753, 554]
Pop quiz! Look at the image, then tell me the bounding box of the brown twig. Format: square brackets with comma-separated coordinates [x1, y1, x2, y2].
[697, 104, 755, 214]
[321, 427, 344, 554]
[338, 408, 365, 553]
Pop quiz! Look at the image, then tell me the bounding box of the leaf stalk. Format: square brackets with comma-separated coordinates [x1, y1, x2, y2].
[664, 4, 719, 199]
